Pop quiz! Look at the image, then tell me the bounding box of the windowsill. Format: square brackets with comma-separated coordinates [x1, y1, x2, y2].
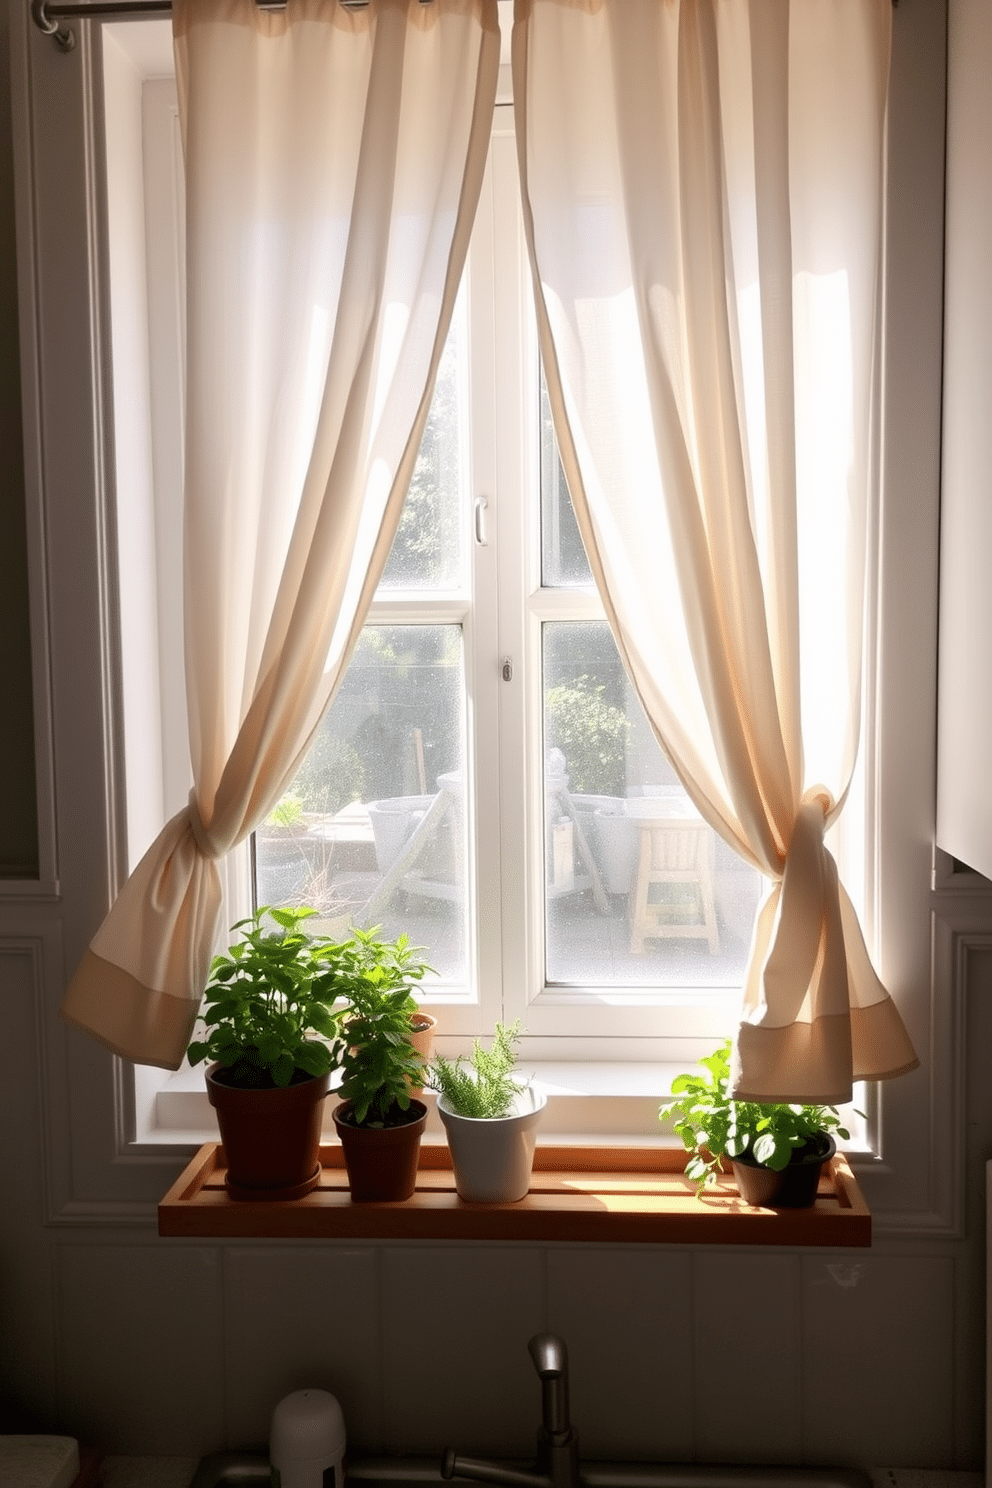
[139, 1062, 872, 1154]
[158, 1142, 871, 1246]
[145, 1062, 684, 1146]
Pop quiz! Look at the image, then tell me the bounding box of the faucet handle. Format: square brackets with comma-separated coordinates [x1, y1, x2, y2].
[528, 1333, 568, 1379]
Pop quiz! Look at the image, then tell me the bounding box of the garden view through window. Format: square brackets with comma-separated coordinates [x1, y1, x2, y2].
[253, 269, 764, 1001]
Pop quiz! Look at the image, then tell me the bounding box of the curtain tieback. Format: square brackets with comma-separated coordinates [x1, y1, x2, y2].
[757, 791, 850, 1025]
[187, 791, 221, 862]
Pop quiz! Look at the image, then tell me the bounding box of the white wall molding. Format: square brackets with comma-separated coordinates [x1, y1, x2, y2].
[885, 890, 992, 1240]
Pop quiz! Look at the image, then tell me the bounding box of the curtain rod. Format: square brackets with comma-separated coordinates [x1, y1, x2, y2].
[32, 0, 897, 54]
[31, 0, 432, 53]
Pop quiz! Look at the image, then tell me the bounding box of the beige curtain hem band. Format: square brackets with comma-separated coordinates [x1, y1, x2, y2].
[735, 1001, 919, 1104]
[849, 998, 920, 1084]
[60, 950, 198, 1071]
[734, 1015, 853, 1103]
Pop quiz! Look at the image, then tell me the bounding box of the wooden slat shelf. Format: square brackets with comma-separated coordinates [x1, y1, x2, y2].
[158, 1143, 871, 1246]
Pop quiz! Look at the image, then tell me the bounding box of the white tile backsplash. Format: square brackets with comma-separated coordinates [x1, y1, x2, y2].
[801, 1255, 956, 1467]
[693, 1250, 803, 1463]
[547, 1245, 694, 1461]
[379, 1245, 546, 1455]
[42, 1235, 968, 1468]
[222, 1247, 381, 1453]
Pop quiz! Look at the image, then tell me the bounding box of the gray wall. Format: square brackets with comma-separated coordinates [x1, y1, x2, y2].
[0, 2, 37, 879]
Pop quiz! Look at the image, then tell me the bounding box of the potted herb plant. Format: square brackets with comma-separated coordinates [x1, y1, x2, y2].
[429, 1022, 546, 1203]
[659, 1039, 854, 1208]
[187, 905, 346, 1201]
[331, 928, 434, 1202]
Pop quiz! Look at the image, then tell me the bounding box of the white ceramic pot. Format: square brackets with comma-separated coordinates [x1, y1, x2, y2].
[438, 1086, 547, 1203]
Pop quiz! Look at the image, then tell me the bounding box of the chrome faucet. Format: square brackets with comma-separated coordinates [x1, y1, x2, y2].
[442, 1333, 581, 1488]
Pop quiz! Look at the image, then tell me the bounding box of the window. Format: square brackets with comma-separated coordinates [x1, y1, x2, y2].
[11, 0, 949, 1221]
[117, 43, 776, 1070]
[107, 16, 885, 1113]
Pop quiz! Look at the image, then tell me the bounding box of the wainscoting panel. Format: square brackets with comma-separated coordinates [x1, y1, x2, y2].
[55, 1241, 224, 1454]
[0, 931, 58, 1427]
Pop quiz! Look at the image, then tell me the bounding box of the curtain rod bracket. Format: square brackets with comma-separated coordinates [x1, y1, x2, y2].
[32, 1, 76, 51]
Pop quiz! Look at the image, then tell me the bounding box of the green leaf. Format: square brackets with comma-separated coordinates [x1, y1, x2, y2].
[255, 1035, 283, 1066]
[272, 1051, 295, 1088]
[307, 1006, 339, 1039]
[753, 1132, 793, 1170]
[295, 1042, 330, 1078]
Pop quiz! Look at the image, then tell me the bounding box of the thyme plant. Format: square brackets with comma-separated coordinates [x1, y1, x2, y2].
[428, 1021, 525, 1119]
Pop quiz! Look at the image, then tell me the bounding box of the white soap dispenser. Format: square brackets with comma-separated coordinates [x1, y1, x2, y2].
[270, 1388, 346, 1488]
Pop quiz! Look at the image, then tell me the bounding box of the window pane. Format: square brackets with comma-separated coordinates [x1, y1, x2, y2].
[540, 373, 592, 588]
[542, 622, 762, 988]
[255, 625, 468, 983]
[379, 299, 467, 592]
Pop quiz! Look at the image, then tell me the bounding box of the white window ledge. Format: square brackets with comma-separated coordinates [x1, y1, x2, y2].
[139, 1061, 871, 1157]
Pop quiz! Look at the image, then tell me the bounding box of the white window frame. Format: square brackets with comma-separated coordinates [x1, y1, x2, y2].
[6, 0, 957, 1228]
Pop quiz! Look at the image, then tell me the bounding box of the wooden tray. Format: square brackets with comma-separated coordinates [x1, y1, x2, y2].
[159, 1143, 871, 1245]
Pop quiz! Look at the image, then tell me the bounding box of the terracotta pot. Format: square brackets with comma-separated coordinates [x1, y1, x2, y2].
[408, 1011, 437, 1063]
[332, 1098, 428, 1202]
[207, 1062, 330, 1201]
[407, 1011, 437, 1096]
[731, 1133, 836, 1209]
[438, 1087, 546, 1202]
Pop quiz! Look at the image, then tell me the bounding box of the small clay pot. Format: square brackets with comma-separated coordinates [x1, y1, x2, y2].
[408, 1011, 437, 1061]
[332, 1098, 428, 1202]
[407, 1012, 437, 1096]
[731, 1133, 836, 1209]
[207, 1062, 330, 1201]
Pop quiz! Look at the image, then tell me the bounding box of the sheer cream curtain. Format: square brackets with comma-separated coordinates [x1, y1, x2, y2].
[61, 0, 499, 1070]
[514, 0, 918, 1101]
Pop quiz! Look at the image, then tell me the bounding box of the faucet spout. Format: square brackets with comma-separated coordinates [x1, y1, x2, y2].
[442, 1452, 549, 1488]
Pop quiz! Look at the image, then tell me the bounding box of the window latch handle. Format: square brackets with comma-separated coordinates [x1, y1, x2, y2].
[502, 657, 513, 682]
[474, 495, 489, 546]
